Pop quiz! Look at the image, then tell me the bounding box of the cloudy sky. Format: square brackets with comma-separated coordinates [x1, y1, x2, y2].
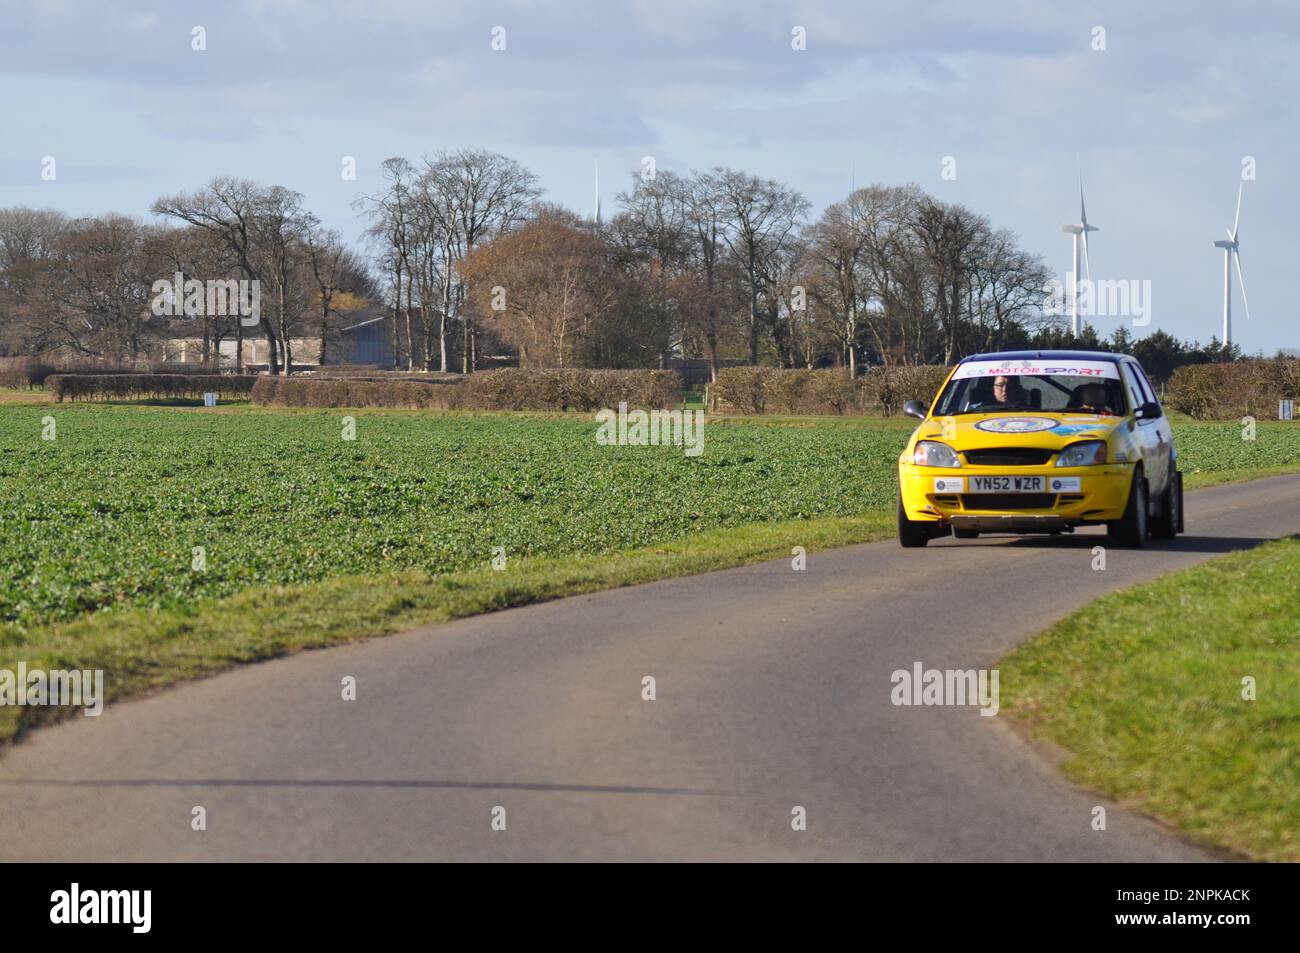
[2, 0, 1296, 352]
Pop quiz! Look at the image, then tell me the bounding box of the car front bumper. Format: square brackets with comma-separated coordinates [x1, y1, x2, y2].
[898, 463, 1136, 528]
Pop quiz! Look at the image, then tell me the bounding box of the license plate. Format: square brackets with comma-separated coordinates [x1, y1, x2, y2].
[968, 475, 1045, 493]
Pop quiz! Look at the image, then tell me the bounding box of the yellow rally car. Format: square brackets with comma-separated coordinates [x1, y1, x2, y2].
[897, 350, 1184, 548]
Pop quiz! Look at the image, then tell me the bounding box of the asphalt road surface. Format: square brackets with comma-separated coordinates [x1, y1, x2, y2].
[3, 474, 1299, 862]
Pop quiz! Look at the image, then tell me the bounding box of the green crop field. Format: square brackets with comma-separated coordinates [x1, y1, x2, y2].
[3, 406, 1300, 635]
[1162, 418, 1300, 484]
[0, 405, 910, 633]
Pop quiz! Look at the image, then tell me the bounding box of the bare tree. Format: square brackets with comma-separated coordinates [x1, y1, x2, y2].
[51, 215, 152, 363]
[413, 159, 461, 371]
[359, 150, 541, 374]
[427, 149, 541, 372]
[146, 223, 236, 364]
[613, 169, 694, 367]
[676, 171, 731, 381]
[250, 186, 316, 375]
[153, 178, 275, 373]
[964, 228, 1052, 352]
[355, 158, 418, 370]
[804, 197, 869, 374]
[302, 228, 369, 366]
[909, 196, 984, 365]
[712, 168, 809, 365]
[0, 207, 68, 355]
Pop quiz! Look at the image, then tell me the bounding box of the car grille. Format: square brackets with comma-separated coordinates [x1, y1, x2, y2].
[964, 447, 1055, 466]
[961, 493, 1057, 510]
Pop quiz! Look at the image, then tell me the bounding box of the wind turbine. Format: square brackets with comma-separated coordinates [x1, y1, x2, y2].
[1061, 175, 1099, 337]
[593, 159, 601, 228]
[1212, 182, 1250, 347]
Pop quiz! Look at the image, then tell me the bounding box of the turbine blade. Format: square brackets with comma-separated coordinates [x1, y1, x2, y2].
[1079, 176, 1088, 226]
[1232, 181, 1243, 239]
[1234, 250, 1250, 320]
[1081, 228, 1093, 281]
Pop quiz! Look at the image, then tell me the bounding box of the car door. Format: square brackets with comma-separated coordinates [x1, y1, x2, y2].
[1122, 361, 1168, 498]
[1132, 361, 1175, 472]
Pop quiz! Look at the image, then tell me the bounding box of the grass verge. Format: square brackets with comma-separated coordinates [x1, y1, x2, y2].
[1182, 461, 1300, 490]
[0, 508, 894, 746]
[998, 535, 1300, 862]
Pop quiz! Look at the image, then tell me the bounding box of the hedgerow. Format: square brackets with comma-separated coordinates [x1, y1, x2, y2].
[252, 369, 682, 411]
[46, 374, 258, 402]
[711, 366, 952, 415]
[1, 358, 229, 389]
[1165, 359, 1300, 420]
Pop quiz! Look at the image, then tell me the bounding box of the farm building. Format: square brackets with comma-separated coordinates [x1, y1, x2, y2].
[335, 316, 394, 367]
[159, 328, 322, 369]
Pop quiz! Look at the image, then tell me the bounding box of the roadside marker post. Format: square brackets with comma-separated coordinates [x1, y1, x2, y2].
[203, 392, 217, 407]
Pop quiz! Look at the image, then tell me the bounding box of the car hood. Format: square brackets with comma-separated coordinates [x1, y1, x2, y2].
[915, 412, 1126, 451]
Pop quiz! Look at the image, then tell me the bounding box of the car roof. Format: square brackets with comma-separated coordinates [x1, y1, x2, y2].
[960, 350, 1130, 364]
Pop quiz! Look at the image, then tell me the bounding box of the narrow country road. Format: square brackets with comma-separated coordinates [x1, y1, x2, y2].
[3, 475, 1297, 861]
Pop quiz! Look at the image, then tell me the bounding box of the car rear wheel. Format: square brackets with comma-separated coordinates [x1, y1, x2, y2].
[1108, 470, 1148, 548]
[898, 493, 933, 548]
[1150, 469, 1183, 539]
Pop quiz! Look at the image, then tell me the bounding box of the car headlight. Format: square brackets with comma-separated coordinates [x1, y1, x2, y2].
[1055, 440, 1108, 467]
[913, 440, 961, 468]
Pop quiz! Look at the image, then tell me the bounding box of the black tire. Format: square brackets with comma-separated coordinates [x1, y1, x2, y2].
[1108, 470, 1148, 548]
[952, 527, 980, 539]
[1151, 468, 1183, 539]
[898, 493, 933, 548]
[1176, 470, 1185, 533]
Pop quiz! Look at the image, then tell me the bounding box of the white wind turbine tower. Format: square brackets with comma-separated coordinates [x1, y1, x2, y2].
[1212, 182, 1250, 347]
[1061, 175, 1099, 337]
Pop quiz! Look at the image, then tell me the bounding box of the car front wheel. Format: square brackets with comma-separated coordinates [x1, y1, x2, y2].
[898, 493, 933, 548]
[1108, 470, 1148, 548]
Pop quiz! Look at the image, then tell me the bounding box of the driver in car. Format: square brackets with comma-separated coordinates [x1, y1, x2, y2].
[989, 375, 1024, 407]
[1072, 382, 1114, 415]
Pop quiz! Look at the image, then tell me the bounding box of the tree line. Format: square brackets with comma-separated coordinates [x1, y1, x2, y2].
[0, 150, 1243, 379]
[0, 184, 374, 375]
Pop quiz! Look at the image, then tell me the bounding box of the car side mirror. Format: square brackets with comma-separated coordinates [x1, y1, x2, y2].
[1135, 401, 1163, 420]
[903, 399, 928, 421]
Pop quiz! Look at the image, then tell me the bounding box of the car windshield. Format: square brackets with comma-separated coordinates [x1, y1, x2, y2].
[933, 359, 1129, 416]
